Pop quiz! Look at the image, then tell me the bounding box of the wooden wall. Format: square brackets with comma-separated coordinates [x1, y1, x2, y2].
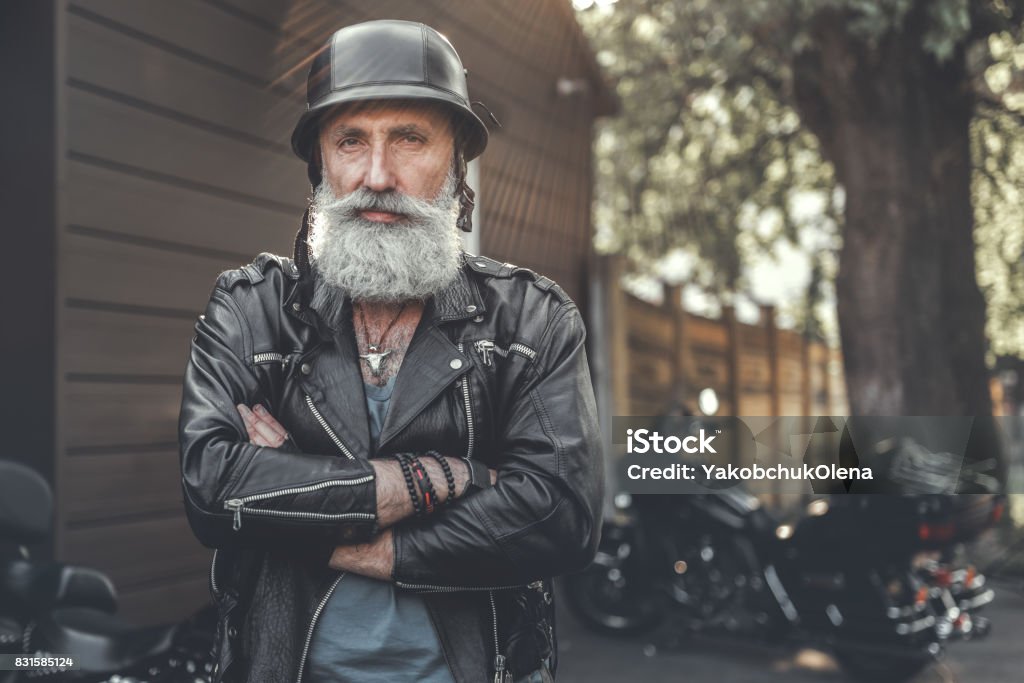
[53, 0, 609, 623]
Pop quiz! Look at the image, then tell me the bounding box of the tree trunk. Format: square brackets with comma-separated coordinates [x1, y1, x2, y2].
[792, 5, 993, 420]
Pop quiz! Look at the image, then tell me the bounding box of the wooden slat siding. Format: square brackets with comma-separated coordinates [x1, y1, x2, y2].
[64, 451, 182, 524]
[67, 13, 298, 148]
[64, 383, 182, 451]
[65, 309, 195, 377]
[63, 515, 210, 590]
[65, 161, 295, 258]
[117, 573, 210, 626]
[68, 88, 306, 211]
[71, 0, 309, 94]
[63, 233, 236, 312]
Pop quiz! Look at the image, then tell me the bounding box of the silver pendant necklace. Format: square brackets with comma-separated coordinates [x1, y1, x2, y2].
[356, 302, 407, 380]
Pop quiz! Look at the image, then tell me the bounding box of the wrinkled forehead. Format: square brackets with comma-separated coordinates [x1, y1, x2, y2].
[317, 99, 456, 138]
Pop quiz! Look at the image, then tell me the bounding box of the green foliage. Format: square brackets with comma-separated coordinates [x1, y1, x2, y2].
[578, 0, 1024, 353]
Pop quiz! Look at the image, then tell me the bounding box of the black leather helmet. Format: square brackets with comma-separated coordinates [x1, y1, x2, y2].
[291, 20, 489, 174]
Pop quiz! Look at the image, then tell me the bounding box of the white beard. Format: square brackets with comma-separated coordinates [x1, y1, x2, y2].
[307, 168, 462, 310]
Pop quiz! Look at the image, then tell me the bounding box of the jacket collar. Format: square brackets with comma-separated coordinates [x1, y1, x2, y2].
[285, 251, 486, 333]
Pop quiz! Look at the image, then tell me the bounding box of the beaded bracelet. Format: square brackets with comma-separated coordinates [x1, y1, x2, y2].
[409, 456, 439, 515]
[393, 453, 423, 517]
[423, 450, 457, 506]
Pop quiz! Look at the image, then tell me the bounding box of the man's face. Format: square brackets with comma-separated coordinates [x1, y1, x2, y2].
[306, 100, 464, 305]
[317, 101, 455, 223]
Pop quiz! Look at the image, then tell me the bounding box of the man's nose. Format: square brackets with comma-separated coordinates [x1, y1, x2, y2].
[362, 144, 397, 192]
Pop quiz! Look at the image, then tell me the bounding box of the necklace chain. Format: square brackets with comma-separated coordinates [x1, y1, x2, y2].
[355, 302, 408, 381]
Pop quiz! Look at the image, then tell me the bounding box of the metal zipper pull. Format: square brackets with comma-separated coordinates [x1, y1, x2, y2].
[474, 339, 495, 366]
[224, 499, 244, 531]
[493, 654, 511, 683]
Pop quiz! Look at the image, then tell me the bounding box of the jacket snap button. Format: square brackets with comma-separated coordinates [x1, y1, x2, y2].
[301, 363, 313, 375]
[292, 302, 302, 312]
[473, 315, 484, 323]
[450, 359, 463, 370]
[228, 626, 237, 638]
[465, 305, 477, 313]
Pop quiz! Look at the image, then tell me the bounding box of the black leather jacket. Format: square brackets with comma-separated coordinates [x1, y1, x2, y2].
[178, 252, 604, 683]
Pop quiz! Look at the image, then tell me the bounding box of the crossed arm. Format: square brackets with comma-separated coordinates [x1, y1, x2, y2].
[236, 403, 495, 580]
[181, 284, 602, 589]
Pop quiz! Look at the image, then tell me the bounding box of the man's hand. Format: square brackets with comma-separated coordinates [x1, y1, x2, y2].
[237, 403, 499, 576]
[328, 528, 394, 580]
[237, 403, 289, 447]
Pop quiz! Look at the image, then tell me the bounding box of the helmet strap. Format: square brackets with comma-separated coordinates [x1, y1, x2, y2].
[455, 150, 475, 233]
[293, 206, 313, 279]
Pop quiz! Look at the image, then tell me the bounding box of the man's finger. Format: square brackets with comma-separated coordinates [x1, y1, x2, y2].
[253, 404, 289, 439]
[238, 404, 281, 446]
[251, 417, 285, 447]
[237, 404, 260, 442]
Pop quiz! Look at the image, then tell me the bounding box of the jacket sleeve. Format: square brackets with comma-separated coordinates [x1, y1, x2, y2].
[391, 302, 605, 587]
[179, 284, 379, 552]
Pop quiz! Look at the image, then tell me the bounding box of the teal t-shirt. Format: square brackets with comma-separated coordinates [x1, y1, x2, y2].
[306, 377, 455, 683]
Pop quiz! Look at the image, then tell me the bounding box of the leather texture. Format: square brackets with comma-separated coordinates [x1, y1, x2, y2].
[179, 251, 604, 682]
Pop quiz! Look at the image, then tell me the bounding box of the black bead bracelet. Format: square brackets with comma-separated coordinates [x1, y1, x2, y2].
[424, 450, 457, 505]
[393, 453, 423, 517]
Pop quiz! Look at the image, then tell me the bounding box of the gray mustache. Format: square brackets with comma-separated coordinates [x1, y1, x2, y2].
[328, 187, 436, 221]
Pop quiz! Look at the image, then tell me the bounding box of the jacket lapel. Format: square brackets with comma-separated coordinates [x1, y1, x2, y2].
[378, 265, 486, 452]
[299, 328, 373, 460]
[292, 258, 487, 458]
[376, 324, 470, 452]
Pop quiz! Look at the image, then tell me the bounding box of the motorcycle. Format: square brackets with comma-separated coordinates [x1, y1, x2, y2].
[564, 423, 1003, 683]
[0, 459, 215, 683]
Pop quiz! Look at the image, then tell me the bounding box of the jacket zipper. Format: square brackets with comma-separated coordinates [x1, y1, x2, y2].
[508, 342, 537, 360]
[457, 342, 475, 460]
[473, 339, 537, 366]
[223, 478, 375, 531]
[295, 572, 345, 683]
[490, 590, 511, 683]
[252, 351, 286, 365]
[304, 394, 356, 460]
[209, 548, 221, 598]
[393, 580, 543, 682]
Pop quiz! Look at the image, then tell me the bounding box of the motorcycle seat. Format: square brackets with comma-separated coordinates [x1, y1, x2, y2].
[2, 560, 118, 616]
[29, 606, 177, 673]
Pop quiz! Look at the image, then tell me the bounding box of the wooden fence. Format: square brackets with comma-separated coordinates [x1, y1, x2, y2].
[593, 255, 848, 419]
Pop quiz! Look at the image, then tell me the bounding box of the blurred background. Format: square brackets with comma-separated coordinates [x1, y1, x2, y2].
[1, 0, 1023, 681]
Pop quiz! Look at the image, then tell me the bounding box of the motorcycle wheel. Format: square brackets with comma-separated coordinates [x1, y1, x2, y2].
[833, 650, 931, 683]
[563, 561, 664, 636]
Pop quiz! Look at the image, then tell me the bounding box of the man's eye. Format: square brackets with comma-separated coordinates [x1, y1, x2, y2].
[403, 135, 424, 144]
[338, 138, 360, 148]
